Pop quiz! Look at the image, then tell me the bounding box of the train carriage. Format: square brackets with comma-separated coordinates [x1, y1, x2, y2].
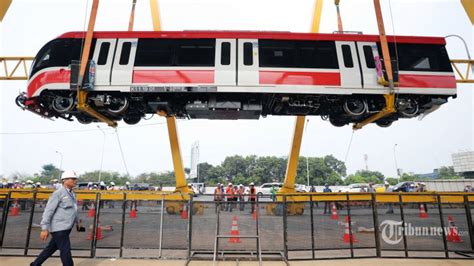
[17, 31, 456, 127]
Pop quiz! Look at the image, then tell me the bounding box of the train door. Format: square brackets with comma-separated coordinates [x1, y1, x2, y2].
[92, 39, 117, 86]
[111, 39, 138, 85]
[237, 39, 259, 86]
[215, 39, 236, 86]
[335, 41, 362, 88]
[356, 42, 384, 89]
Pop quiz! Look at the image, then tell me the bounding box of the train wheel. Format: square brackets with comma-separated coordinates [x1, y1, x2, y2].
[107, 96, 129, 114]
[343, 98, 367, 116]
[52, 96, 74, 113]
[398, 99, 419, 117]
[123, 115, 141, 125]
[376, 120, 392, 128]
[329, 117, 346, 127]
[77, 115, 92, 124]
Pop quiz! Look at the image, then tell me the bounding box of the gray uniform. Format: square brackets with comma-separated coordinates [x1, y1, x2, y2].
[41, 186, 78, 232]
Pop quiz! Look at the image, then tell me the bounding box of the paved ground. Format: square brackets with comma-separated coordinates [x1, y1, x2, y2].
[2, 257, 473, 266]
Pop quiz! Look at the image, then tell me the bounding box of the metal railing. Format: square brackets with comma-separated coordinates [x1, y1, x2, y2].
[0, 191, 473, 261]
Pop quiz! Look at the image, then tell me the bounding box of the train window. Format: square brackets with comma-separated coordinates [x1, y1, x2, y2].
[396, 44, 452, 72]
[221, 42, 231, 65]
[297, 41, 338, 69]
[30, 38, 95, 78]
[244, 43, 253, 66]
[135, 39, 174, 66]
[176, 39, 215, 66]
[259, 40, 296, 67]
[119, 42, 132, 65]
[260, 40, 338, 69]
[341, 45, 354, 68]
[363, 46, 375, 69]
[97, 42, 110, 65]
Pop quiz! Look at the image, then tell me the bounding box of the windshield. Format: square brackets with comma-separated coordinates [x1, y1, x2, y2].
[30, 38, 95, 79]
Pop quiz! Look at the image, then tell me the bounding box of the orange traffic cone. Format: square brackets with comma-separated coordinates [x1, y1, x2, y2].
[181, 203, 188, 220]
[87, 223, 104, 240]
[88, 204, 95, 218]
[9, 200, 20, 216]
[229, 216, 241, 243]
[447, 216, 463, 243]
[252, 209, 257, 220]
[330, 202, 338, 220]
[419, 204, 428, 219]
[130, 207, 137, 218]
[342, 216, 358, 243]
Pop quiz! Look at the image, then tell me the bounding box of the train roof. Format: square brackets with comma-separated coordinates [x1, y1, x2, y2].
[57, 31, 446, 45]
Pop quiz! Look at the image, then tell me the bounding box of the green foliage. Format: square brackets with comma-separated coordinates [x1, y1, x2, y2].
[40, 164, 62, 181]
[79, 171, 131, 185]
[437, 166, 461, 179]
[344, 170, 385, 185]
[384, 177, 398, 185]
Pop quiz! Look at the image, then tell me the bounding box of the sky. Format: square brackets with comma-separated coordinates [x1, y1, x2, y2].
[0, 0, 473, 180]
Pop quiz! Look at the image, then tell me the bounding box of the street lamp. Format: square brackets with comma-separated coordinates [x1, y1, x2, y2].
[55, 151, 63, 179]
[97, 126, 106, 183]
[393, 144, 399, 178]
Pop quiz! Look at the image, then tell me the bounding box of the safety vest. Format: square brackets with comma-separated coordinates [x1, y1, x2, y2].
[226, 187, 235, 199]
[249, 187, 256, 200]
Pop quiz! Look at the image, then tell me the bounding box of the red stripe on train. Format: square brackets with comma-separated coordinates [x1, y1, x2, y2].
[259, 71, 341, 86]
[399, 74, 456, 88]
[27, 69, 70, 98]
[133, 70, 215, 84]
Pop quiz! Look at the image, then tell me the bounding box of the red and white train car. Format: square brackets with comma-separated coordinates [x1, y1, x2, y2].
[17, 31, 456, 126]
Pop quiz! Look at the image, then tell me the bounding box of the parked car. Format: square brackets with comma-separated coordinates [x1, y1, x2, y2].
[392, 181, 416, 192]
[256, 183, 283, 195]
[295, 184, 309, 192]
[340, 183, 369, 192]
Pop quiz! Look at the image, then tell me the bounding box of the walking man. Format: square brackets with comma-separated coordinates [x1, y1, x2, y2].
[31, 170, 79, 266]
[249, 182, 256, 214]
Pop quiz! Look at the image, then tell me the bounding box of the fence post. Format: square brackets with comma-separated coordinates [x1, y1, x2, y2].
[310, 195, 315, 259]
[119, 192, 126, 258]
[371, 193, 381, 257]
[90, 192, 100, 258]
[346, 194, 354, 258]
[398, 194, 408, 258]
[283, 195, 288, 260]
[159, 197, 164, 258]
[24, 190, 38, 255]
[436, 194, 449, 258]
[463, 194, 474, 251]
[0, 191, 12, 248]
[187, 197, 193, 259]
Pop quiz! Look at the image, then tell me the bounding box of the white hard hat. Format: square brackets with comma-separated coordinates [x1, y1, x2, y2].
[27, 180, 33, 184]
[88, 182, 93, 185]
[100, 181, 105, 186]
[239, 184, 243, 187]
[384, 181, 390, 185]
[36, 182, 41, 185]
[61, 170, 77, 180]
[110, 182, 115, 186]
[126, 181, 130, 185]
[250, 182, 254, 186]
[228, 183, 232, 186]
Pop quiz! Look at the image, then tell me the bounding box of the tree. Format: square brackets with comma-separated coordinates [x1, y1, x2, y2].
[40, 164, 62, 182]
[79, 171, 131, 185]
[437, 166, 460, 179]
[384, 177, 399, 185]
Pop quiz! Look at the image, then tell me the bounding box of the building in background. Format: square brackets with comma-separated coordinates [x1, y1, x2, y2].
[452, 151, 474, 178]
[189, 141, 200, 181]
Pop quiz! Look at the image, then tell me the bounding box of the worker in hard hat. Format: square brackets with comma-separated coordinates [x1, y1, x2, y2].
[238, 184, 245, 211]
[384, 182, 394, 214]
[248, 182, 257, 213]
[225, 183, 234, 212]
[31, 170, 80, 266]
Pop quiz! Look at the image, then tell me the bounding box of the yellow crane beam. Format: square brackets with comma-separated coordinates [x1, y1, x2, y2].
[461, 0, 474, 24]
[0, 0, 12, 22]
[0, 57, 33, 80]
[150, 0, 189, 194]
[451, 59, 474, 83]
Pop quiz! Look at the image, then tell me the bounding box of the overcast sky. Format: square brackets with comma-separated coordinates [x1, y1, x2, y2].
[0, 0, 472, 180]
